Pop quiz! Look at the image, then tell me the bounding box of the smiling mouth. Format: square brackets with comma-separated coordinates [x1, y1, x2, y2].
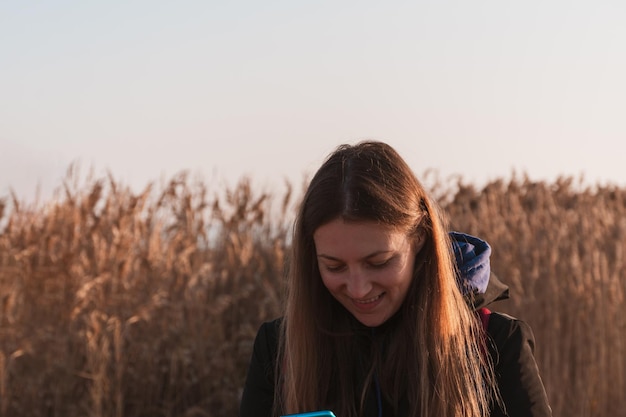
[352, 293, 384, 304]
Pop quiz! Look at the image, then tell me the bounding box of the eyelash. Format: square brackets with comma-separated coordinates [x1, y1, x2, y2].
[370, 259, 391, 269]
[324, 259, 391, 272]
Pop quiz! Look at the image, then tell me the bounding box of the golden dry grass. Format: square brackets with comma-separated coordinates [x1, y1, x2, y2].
[1, 169, 624, 417]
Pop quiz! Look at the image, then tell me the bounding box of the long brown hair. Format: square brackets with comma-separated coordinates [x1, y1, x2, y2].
[277, 141, 494, 417]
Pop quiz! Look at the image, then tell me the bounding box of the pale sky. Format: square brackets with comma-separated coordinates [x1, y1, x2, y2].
[1, 1, 625, 202]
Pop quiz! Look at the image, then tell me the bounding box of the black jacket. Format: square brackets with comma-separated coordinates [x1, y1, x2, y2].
[239, 310, 551, 417]
[240, 233, 552, 416]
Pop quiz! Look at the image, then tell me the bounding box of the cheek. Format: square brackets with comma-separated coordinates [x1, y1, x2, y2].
[383, 272, 410, 291]
[320, 273, 339, 293]
[394, 261, 415, 290]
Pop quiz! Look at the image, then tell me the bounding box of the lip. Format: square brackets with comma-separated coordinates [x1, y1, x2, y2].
[350, 293, 384, 311]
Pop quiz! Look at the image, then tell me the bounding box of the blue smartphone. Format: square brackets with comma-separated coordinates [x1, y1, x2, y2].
[281, 411, 336, 417]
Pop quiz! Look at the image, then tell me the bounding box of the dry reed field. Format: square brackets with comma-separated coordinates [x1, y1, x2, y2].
[1, 169, 625, 417]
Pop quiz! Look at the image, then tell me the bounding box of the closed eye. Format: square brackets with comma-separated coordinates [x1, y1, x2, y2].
[323, 264, 346, 273]
[368, 258, 392, 269]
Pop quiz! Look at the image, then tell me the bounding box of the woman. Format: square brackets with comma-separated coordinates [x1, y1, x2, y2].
[240, 141, 548, 417]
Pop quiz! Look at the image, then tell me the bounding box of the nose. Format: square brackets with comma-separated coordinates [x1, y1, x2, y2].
[346, 268, 373, 299]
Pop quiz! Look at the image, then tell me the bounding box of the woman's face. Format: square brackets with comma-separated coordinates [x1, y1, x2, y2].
[313, 218, 423, 327]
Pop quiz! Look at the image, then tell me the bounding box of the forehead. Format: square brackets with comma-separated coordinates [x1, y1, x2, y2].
[313, 218, 409, 255]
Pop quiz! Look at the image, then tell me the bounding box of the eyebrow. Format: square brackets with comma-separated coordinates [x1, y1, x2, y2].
[316, 250, 394, 261]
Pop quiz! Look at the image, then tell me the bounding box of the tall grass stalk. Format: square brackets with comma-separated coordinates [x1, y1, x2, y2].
[1, 170, 624, 417]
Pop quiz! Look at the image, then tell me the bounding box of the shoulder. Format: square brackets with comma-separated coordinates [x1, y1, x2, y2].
[487, 311, 536, 349]
[240, 318, 283, 417]
[485, 312, 553, 416]
[255, 317, 282, 338]
[246, 318, 283, 390]
[485, 312, 545, 398]
[251, 318, 282, 363]
[484, 311, 540, 374]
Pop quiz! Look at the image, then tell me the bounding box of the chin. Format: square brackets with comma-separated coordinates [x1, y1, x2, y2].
[355, 315, 386, 328]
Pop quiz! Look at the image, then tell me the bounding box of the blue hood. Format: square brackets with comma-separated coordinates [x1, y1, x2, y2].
[450, 231, 491, 296]
[449, 231, 509, 308]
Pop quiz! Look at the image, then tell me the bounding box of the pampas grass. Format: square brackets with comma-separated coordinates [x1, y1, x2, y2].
[1, 169, 624, 417]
